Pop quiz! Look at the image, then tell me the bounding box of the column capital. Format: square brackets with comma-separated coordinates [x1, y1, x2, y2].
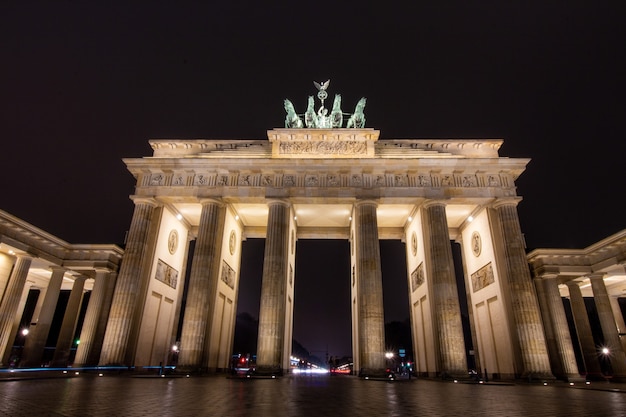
[130, 196, 159, 207]
[72, 274, 88, 283]
[491, 197, 523, 209]
[199, 198, 224, 207]
[353, 199, 378, 208]
[565, 280, 581, 289]
[421, 199, 447, 209]
[538, 273, 560, 280]
[49, 265, 67, 273]
[587, 273, 607, 281]
[266, 199, 291, 208]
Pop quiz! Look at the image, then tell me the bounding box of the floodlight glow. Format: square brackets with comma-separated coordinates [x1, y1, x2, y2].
[468, 216, 474, 222]
[602, 347, 610, 355]
[21, 328, 29, 336]
[176, 213, 183, 220]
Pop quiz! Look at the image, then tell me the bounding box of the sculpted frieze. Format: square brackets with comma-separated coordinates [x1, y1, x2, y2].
[411, 263, 425, 292]
[471, 263, 494, 293]
[462, 175, 477, 187]
[283, 175, 296, 187]
[417, 175, 432, 187]
[150, 174, 164, 186]
[238, 174, 252, 186]
[278, 140, 367, 155]
[350, 174, 362, 186]
[166, 170, 507, 192]
[305, 175, 319, 186]
[194, 174, 210, 186]
[487, 175, 501, 187]
[394, 174, 408, 186]
[172, 174, 186, 186]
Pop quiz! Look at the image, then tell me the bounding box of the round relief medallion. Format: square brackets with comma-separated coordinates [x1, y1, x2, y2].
[471, 231, 482, 257]
[167, 229, 179, 255]
[411, 231, 418, 257]
[229, 230, 237, 255]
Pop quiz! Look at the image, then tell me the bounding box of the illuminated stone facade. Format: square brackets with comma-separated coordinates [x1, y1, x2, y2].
[3, 127, 624, 382]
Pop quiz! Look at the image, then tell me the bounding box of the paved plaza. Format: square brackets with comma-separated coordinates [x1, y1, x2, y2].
[0, 372, 625, 417]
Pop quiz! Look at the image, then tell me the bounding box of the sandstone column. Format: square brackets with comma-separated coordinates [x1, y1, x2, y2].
[493, 200, 553, 379]
[256, 200, 291, 376]
[178, 199, 225, 371]
[51, 275, 87, 367]
[423, 201, 466, 378]
[100, 198, 158, 366]
[73, 269, 109, 367]
[534, 277, 563, 378]
[353, 200, 386, 377]
[87, 272, 118, 366]
[0, 255, 32, 366]
[541, 275, 582, 381]
[590, 274, 626, 379]
[566, 280, 603, 379]
[609, 293, 626, 355]
[20, 267, 66, 367]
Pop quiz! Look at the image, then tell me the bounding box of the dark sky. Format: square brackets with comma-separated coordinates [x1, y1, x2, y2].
[2, 2, 625, 358]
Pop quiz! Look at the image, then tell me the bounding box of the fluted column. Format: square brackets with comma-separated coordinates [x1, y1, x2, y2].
[494, 200, 553, 379]
[88, 272, 118, 366]
[609, 294, 626, 355]
[590, 274, 626, 379]
[0, 255, 33, 366]
[534, 277, 563, 377]
[178, 199, 225, 371]
[541, 275, 582, 381]
[20, 267, 66, 367]
[566, 281, 602, 379]
[100, 198, 157, 366]
[352, 200, 386, 377]
[52, 275, 87, 367]
[423, 201, 466, 378]
[73, 269, 109, 366]
[256, 200, 291, 375]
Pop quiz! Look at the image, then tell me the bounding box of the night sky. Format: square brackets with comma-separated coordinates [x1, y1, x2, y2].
[2, 2, 625, 359]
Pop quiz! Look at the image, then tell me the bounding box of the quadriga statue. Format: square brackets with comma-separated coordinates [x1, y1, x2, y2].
[346, 97, 366, 128]
[284, 99, 303, 128]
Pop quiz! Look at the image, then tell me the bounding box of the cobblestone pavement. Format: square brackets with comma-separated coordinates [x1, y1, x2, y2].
[0, 373, 625, 417]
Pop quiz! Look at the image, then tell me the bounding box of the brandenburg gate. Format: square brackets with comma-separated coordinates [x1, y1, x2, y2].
[97, 84, 555, 380]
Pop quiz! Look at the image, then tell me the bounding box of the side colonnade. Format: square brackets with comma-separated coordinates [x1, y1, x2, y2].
[0, 209, 123, 369]
[529, 237, 626, 382]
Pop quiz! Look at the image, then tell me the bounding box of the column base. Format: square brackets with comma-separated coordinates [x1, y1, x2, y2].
[564, 374, 587, 383]
[174, 365, 210, 375]
[252, 365, 283, 378]
[359, 368, 395, 380]
[521, 371, 556, 382]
